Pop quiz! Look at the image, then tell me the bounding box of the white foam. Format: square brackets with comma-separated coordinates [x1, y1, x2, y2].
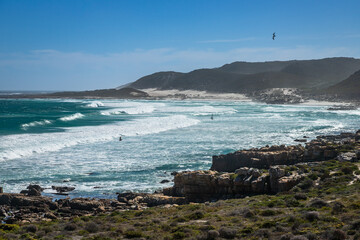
[102, 101, 165, 108]
[99, 101, 165, 115]
[0, 115, 200, 161]
[86, 101, 104, 108]
[158, 105, 237, 116]
[21, 120, 53, 130]
[330, 110, 360, 116]
[59, 113, 84, 121]
[101, 105, 155, 115]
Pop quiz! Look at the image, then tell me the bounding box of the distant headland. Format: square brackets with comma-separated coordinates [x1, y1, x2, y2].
[2, 57, 360, 104]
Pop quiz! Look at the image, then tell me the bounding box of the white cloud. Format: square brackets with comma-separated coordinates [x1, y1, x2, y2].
[0, 46, 359, 90]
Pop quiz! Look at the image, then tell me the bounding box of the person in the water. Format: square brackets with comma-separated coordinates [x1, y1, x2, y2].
[119, 136, 122, 141]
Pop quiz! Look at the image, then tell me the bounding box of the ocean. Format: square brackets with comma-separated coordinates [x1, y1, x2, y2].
[0, 98, 359, 199]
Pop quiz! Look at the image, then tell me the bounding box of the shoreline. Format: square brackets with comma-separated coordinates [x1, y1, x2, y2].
[0, 88, 356, 107]
[1, 129, 359, 218]
[1, 129, 360, 239]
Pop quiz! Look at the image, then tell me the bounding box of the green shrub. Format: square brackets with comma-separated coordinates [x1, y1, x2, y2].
[0, 224, 19, 232]
[219, 227, 237, 239]
[125, 230, 144, 238]
[308, 173, 318, 180]
[298, 178, 314, 190]
[285, 197, 300, 207]
[172, 231, 186, 239]
[294, 193, 307, 200]
[22, 224, 37, 233]
[304, 211, 319, 222]
[84, 222, 99, 233]
[261, 221, 276, 228]
[260, 209, 278, 216]
[186, 211, 204, 220]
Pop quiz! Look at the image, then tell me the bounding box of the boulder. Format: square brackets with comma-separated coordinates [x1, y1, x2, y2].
[337, 152, 357, 162]
[0, 193, 57, 210]
[269, 166, 285, 179]
[23, 185, 43, 196]
[68, 198, 103, 211]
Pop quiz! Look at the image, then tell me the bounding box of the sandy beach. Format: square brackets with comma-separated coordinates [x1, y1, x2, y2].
[141, 88, 354, 107]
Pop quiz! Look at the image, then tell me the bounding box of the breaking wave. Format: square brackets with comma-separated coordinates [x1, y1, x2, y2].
[59, 113, 84, 121]
[86, 101, 104, 108]
[0, 115, 200, 161]
[21, 120, 53, 130]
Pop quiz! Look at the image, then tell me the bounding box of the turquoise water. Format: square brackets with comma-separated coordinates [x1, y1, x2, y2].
[0, 99, 359, 198]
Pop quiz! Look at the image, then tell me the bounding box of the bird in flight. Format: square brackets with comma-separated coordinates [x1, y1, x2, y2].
[272, 32, 276, 40]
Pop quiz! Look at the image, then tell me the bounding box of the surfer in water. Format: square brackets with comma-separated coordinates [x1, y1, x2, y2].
[211, 114, 214, 120]
[119, 136, 122, 141]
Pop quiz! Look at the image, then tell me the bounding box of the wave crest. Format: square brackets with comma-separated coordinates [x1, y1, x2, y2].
[86, 101, 104, 108]
[0, 115, 200, 161]
[21, 120, 52, 130]
[59, 113, 84, 121]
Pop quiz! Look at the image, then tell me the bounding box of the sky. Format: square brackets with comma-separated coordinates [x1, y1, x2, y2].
[1, 0, 360, 91]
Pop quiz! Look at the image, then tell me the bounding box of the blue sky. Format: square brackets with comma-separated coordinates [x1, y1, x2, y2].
[1, 0, 360, 91]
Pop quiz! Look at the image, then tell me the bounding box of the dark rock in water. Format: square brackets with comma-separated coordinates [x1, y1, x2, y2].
[20, 190, 29, 195]
[327, 105, 357, 111]
[28, 188, 42, 196]
[52, 186, 75, 193]
[160, 179, 170, 184]
[303, 136, 309, 138]
[20, 185, 43, 196]
[356, 130, 360, 142]
[171, 171, 178, 176]
[295, 139, 307, 142]
[27, 185, 43, 192]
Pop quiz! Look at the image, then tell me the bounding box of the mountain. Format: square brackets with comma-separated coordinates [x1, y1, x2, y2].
[126, 57, 360, 93]
[325, 69, 360, 99]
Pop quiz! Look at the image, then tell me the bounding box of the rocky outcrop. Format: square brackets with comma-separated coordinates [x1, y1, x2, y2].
[117, 192, 186, 208]
[211, 145, 305, 172]
[250, 88, 304, 104]
[0, 190, 185, 223]
[164, 166, 304, 202]
[212, 131, 360, 172]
